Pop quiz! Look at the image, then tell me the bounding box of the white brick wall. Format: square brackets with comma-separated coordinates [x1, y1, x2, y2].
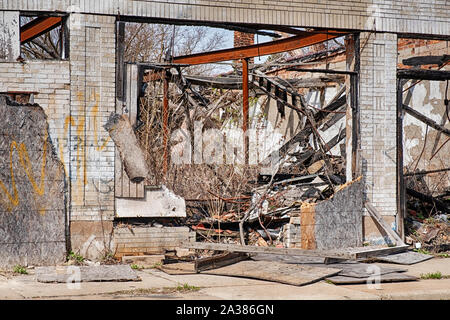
[0, 1, 448, 36]
[68, 14, 116, 221]
[0, 61, 71, 169]
[359, 32, 398, 217]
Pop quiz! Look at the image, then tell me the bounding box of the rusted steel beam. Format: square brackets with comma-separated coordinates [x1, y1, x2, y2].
[173, 31, 347, 65]
[20, 16, 62, 44]
[163, 71, 169, 175]
[242, 58, 249, 164]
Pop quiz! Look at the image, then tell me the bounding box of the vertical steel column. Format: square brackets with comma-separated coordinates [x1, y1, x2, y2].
[242, 58, 249, 164]
[163, 69, 169, 174]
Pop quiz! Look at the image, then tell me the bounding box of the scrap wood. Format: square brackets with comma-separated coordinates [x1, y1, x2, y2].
[183, 242, 410, 260]
[325, 273, 418, 285]
[407, 188, 450, 213]
[367, 251, 434, 265]
[194, 252, 249, 272]
[201, 260, 341, 286]
[365, 201, 405, 246]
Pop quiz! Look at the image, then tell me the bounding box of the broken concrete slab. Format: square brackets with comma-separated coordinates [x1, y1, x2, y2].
[35, 265, 140, 283]
[368, 251, 434, 265]
[202, 260, 341, 286]
[115, 185, 186, 218]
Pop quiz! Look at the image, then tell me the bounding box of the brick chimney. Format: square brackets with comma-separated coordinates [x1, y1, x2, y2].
[234, 31, 255, 64]
[234, 31, 255, 47]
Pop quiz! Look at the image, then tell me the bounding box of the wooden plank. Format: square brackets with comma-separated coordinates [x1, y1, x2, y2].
[350, 245, 410, 260]
[115, 151, 123, 197]
[325, 273, 418, 284]
[195, 252, 249, 272]
[183, 242, 410, 260]
[160, 262, 196, 275]
[202, 260, 341, 286]
[370, 251, 434, 265]
[35, 265, 140, 283]
[365, 201, 405, 246]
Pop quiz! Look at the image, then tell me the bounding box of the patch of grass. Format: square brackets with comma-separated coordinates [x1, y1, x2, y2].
[324, 279, 335, 285]
[420, 271, 442, 280]
[151, 262, 163, 269]
[67, 251, 85, 263]
[13, 265, 28, 275]
[437, 253, 449, 258]
[413, 248, 433, 255]
[130, 264, 144, 270]
[176, 283, 200, 292]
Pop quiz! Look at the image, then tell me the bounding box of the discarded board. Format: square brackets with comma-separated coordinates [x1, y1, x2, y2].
[321, 262, 407, 278]
[365, 201, 404, 246]
[202, 260, 341, 286]
[159, 262, 196, 275]
[250, 254, 407, 277]
[325, 273, 418, 285]
[368, 251, 434, 265]
[183, 242, 409, 260]
[35, 265, 140, 283]
[195, 252, 249, 272]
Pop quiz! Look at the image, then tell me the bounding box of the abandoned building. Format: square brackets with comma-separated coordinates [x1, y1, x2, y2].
[0, 1, 449, 269]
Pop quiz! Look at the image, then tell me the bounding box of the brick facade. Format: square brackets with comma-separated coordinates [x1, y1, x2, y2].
[1, 1, 448, 36]
[359, 32, 398, 218]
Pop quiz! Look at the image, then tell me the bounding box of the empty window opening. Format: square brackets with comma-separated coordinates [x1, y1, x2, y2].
[19, 14, 68, 60]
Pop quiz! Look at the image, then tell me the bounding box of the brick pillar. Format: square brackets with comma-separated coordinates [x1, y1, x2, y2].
[68, 14, 116, 259]
[234, 31, 254, 64]
[359, 32, 398, 243]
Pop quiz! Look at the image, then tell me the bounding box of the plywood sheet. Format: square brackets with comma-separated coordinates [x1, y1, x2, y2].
[325, 273, 418, 284]
[202, 260, 341, 286]
[370, 251, 434, 265]
[36, 265, 140, 283]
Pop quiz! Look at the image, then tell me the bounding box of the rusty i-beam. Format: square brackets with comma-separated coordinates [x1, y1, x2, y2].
[242, 58, 249, 164]
[172, 30, 348, 165]
[163, 69, 169, 174]
[20, 16, 63, 44]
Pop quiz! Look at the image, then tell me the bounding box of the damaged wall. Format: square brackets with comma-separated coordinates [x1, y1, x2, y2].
[403, 80, 450, 191]
[0, 1, 447, 37]
[286, 178, 363, 250]
[0, 96, 66, 267]
[0, 11, 19, 61]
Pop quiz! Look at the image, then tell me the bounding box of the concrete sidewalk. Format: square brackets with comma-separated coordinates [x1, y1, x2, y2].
[0, 258, 449, 300]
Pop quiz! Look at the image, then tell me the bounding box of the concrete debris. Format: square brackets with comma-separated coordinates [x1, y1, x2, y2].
[104, 113, 149, 183]
[35, 265, 140, 283]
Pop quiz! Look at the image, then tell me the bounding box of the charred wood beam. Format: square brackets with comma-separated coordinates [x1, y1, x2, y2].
[285, 67, 357, 75]
[406, 188, 450, 213]
[403, 104, 450, 137]
[397, 69, 450, 81]
[404, 167, 450, 177]
[402, 55, 450, 67]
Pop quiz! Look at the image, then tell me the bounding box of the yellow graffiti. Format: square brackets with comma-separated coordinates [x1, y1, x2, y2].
[0, 131, 48, 213]
[91, 92, 110, 152]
